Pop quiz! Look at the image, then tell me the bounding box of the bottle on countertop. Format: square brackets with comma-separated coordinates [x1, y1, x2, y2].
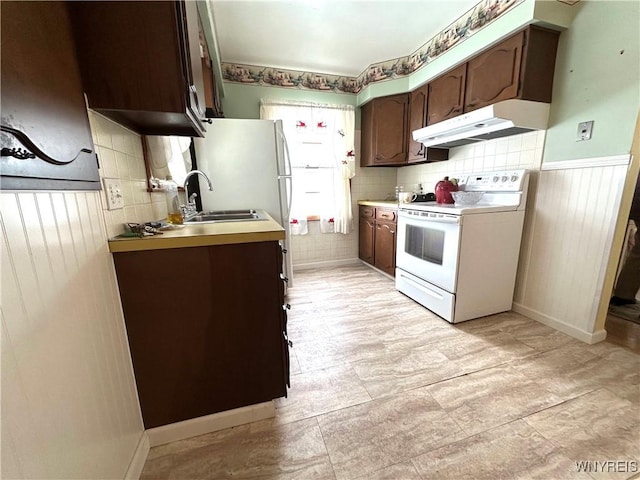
[164, 175, 183, 225]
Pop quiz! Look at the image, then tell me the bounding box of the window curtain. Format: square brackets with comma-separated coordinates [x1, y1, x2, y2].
[144, 136, 192, 186]
[260, 99, 355, 234]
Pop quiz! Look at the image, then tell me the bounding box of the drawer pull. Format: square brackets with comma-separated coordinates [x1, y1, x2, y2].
[280, 273, 289, 283]
[282, 303, 291, 311]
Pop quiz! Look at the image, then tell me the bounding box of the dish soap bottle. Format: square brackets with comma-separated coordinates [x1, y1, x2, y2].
[164, 175, 183, 225]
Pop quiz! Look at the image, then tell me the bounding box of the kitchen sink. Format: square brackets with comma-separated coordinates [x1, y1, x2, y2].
[184, 209, 268, 224]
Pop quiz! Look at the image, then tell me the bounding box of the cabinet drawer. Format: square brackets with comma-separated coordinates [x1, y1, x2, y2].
[376, 209, 397, 223]
[359, 206, 375, 219]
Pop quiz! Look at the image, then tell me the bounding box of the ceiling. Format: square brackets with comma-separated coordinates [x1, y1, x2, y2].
[209, 0, 480, 77]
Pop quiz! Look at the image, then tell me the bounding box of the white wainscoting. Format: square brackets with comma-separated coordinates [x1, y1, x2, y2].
[1, 191, 144, 479]
[513, 155, 631, 343]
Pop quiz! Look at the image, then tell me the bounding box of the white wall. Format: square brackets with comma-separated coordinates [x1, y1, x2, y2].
[1, 113, 152, 479]
[542, 0, 639, 163]
[513, 159, 629, 343]
[509, 0, 639, 341]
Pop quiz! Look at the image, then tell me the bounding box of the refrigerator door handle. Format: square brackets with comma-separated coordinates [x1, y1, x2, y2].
[277, 121, 293, 178]
[275, 120, 293, 217]
[285, 176, 292, 218]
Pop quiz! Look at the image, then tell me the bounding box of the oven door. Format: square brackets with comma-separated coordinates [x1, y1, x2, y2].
[396, 209, 461, 293]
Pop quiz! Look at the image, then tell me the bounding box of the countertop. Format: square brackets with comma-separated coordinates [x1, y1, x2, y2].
[358, 200, 399, 208]
[108, 210, 285, 253]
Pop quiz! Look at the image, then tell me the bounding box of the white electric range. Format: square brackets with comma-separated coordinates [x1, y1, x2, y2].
[395, 170, 530, 323]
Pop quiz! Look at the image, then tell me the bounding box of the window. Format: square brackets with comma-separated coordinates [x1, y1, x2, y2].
[288, 120, 338, 220]
[260, 100, 355, 234]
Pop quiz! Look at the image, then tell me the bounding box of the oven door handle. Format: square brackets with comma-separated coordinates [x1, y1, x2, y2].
[398, 272, 447, 299]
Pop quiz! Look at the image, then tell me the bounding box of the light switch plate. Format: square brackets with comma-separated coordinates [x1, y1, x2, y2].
[577, 121, 594, 141]
[103, 178, 124, 210]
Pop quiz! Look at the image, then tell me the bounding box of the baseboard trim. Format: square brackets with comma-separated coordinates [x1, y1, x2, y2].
[512, 302, 608, 344]
[124, 431, 150, 480]
[293, 258, 361, 271]
[145, 401, 275, 447]
[362, 261, 395, 280]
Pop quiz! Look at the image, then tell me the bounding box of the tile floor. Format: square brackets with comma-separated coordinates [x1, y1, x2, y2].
[141, 265, 640, 480]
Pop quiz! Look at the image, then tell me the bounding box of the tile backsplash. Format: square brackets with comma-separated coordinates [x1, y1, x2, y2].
[88, 111, 167, 238]
[397, 131, 546, 193]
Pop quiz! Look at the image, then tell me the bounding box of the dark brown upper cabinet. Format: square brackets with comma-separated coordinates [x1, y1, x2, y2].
[361, 90, 448, 167]
[407, 85, 449, 165]
[68, 1, 208, 138]
[465, 26, 560, 112]
[427, 64, 467, 125]
[408, 85, 428, 162]
[0, 1, 99, 190]
[361, 24, 558, 167]
[360, 94, 409, 166]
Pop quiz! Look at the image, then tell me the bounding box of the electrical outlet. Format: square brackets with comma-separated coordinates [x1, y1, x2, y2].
[103, 178, 124, 210]
[577, 121, 594, 141]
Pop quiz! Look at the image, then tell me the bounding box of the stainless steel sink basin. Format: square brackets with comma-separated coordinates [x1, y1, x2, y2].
[184, 209, 268, 224]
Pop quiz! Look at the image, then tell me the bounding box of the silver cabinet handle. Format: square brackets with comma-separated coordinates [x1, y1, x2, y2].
[282, 304, 291, 311]
[280, 273, 289, 283]
[283, 332, 293, 348]
[189, 84, 204, 117]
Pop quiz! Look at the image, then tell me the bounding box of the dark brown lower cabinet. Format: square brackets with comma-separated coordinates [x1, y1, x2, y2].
[359, 205, 397, 276]
[112, 241, 289, 429]
[374, 220, 397, 276]
[358, 206, 375, 264]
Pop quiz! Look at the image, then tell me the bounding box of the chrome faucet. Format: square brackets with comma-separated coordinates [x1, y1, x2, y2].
[182, 170, 213, 217]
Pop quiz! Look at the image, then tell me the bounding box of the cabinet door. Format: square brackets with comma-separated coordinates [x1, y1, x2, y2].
[359, 214, 375, 265]
[276, 244, 291, 389]
[69, 1, 205, 137]
[374, 220, 397, 276]
[181, 0, 206, 120]
[0, 1, 99, 190]
[465, 31, 524, 112]
[372, 94, 408, 165]
[360, 101, 374, 167]
[113, 242, 287, 429]
[407, 85, 428, 163]
[427, 64, 467, 125]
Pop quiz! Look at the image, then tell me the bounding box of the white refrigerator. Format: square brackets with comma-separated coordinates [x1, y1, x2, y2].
[192, 119, 294, 285]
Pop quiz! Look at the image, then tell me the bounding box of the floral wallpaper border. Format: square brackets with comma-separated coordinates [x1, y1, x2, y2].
[221, 0, 524, 94]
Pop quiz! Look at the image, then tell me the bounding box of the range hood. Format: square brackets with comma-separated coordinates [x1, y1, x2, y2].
[413, 99, 550, 149]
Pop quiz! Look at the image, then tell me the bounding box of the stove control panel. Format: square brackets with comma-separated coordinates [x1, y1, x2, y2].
[458, 170, 527, 192]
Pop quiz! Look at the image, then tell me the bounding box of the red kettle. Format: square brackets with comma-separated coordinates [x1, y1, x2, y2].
[435, 176, 458, 204]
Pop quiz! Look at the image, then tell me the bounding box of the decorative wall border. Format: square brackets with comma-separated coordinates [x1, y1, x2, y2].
[221, 0, 524, 94]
